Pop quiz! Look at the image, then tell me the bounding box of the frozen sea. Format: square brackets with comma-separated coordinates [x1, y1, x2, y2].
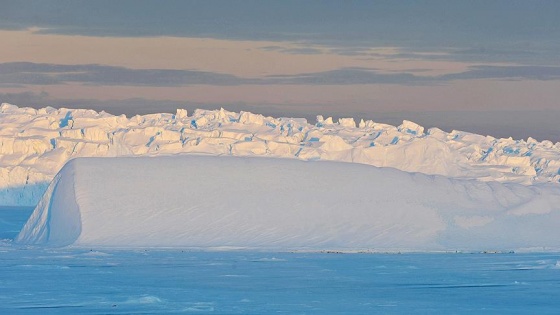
[2, 207, 560, 314]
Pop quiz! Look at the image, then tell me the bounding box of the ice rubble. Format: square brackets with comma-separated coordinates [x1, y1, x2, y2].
[2, 102, 560, 206]
[16, 156, 560, 250]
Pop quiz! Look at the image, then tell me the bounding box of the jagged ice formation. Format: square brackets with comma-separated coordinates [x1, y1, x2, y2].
[1, 103, 560, 206]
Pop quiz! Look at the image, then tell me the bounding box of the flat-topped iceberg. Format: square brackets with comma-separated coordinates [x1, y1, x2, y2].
[16, 156, 560, 251]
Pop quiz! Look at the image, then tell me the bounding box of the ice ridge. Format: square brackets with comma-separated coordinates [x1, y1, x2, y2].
[2, 103, 560, 206]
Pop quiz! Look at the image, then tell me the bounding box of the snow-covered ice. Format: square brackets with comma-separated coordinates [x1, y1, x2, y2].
[2, 103, 560, 206]
[15, 156, 560, 251]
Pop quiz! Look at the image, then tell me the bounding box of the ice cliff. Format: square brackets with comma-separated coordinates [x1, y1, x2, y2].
[16, 156, 560, 251]
[2, 103, 560, 206]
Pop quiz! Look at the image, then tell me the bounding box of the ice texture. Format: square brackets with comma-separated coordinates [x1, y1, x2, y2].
[15, 156, 560, 251]
[2, 103, 560, 207]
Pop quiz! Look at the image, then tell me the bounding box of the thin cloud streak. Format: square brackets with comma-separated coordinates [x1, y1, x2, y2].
[0, 62, 255, 86]
[2, 63, 560, 89]
[441, 65, 560, 81]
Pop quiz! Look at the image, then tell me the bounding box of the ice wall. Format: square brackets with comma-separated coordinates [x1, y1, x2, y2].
[16, 156, 560, 251]
[2, 103, 560, 206]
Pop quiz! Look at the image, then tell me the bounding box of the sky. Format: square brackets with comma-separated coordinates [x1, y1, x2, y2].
[1, 0, 559, 140]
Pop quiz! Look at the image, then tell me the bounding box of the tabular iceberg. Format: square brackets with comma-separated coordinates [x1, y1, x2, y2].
[16, 156, 560, 251]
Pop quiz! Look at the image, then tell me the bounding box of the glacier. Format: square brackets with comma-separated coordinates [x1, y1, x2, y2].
[2, 103, 560, 207]
[15, 156, 560, 251]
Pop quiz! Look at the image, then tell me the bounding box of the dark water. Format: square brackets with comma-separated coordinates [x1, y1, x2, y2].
[1, 207, 560, 314]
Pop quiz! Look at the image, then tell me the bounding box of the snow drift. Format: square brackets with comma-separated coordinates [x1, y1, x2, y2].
[16, 156, 560, 251]
[2, 103, 560, 207]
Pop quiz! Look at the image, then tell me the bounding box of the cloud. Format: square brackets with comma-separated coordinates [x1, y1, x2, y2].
[2, 1, 560, 68]
[2, 63, 560, 91]
[0, 62, 256, 86]
[266, 68, 435, 85]
[3, 2, 560, 45]
[0, 62, 443, 86]
[442, 65, 560, 81]
[267, 65, 560, 85]
[269, 65, 560, 84]
[1, 62, 436, 87]
[261, 46, 324, 55]
[388, 47, 560, 66]
[332, 45, 560, 67]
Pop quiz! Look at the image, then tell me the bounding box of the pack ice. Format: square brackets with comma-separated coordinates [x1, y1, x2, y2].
[2, 103, 560, 207]
[15, 156, 560, 251]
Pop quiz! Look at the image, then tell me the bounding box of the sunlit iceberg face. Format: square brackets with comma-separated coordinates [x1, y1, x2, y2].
[15, 155, 560, 251]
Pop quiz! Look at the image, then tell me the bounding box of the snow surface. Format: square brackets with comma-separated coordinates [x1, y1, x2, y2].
[16, 156, 560, 251]
[2, 103, 560, 207]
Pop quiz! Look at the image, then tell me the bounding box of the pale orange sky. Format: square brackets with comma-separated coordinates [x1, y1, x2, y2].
[0, 29, 472, 76]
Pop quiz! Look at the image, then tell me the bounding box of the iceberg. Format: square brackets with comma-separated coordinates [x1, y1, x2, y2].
[16, 156, 560, 251]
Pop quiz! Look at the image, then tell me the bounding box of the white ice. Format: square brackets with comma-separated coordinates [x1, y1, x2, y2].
[15, 156, 560, 251]
[2, 103, 560, 207]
